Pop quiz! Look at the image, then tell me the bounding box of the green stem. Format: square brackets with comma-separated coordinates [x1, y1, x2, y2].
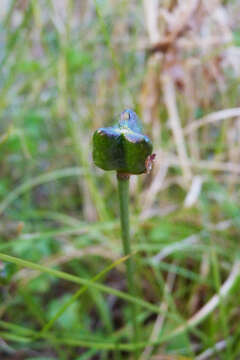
[117, 173, 139, 359]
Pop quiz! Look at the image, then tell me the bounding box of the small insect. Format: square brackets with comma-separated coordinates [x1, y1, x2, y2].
[145, 153, 156, 174]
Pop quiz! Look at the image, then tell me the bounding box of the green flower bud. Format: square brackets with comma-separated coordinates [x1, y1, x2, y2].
[93, 109, 154, 175]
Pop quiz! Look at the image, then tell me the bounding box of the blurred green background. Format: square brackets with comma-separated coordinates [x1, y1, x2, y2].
[1, 0, 240, 359]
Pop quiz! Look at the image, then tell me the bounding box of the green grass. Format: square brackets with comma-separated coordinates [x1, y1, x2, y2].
[1, 0, 240, 359]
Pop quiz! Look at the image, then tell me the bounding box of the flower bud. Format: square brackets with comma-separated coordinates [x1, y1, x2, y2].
[93, 109, 153, 175]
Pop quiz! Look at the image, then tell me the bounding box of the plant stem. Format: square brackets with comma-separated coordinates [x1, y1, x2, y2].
[117, 173, 139, 359]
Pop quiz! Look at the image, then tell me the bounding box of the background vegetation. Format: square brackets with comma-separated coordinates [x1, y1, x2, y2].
[1, 0, 240, 359]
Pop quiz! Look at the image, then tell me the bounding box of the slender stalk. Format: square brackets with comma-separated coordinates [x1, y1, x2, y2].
[117, 173, 138, 359]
